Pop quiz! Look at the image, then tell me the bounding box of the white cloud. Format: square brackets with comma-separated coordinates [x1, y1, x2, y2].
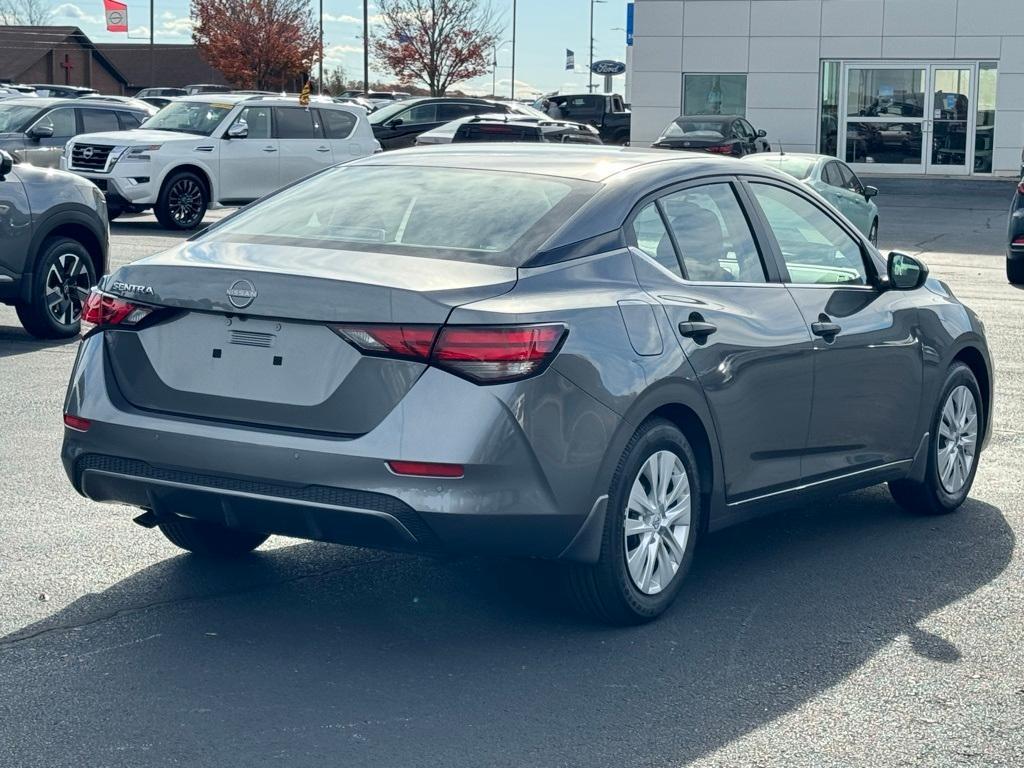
[324, 12, 383, 24]
[52, 3, 102, 24]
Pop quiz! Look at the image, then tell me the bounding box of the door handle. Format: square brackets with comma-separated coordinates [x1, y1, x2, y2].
[811, 314, 841, 341]
[678, 314, 717, 343]
[262, 146, 277, 152]
[315, 146, 330, 152]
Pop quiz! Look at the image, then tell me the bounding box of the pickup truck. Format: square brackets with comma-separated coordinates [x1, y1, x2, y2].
[534, 93, 631, 145]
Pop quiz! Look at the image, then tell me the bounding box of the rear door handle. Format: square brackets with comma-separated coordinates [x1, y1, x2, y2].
[678, 317, 718, 342]
[262, 146, 277, 152]
[315, 146, 331, 152]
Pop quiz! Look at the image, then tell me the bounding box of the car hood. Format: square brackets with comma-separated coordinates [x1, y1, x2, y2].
[70, 129, 205, 145]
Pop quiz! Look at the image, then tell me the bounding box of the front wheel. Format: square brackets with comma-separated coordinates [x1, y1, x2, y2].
[567, 419, 700, 624]
[15, 236, 96, 339]
[158, 515, 268, 557]
[889, 362, 982, 515]
[155, 171, 208, 230]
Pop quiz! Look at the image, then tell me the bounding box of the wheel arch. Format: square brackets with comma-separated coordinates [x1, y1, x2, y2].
[21, 205, 108, 302]
[951, 342, 992, 448]
[159, 163, 215, 203]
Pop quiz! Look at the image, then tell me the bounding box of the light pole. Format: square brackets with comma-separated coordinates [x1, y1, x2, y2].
[492, 40, 512, 98]
[510, 0, 517, 100]
[589, 0, 606, 93]
[318, 0, 323, 93]
[363, 0, 370, 95]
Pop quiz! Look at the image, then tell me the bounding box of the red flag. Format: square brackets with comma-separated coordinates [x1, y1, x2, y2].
[104, 0, 128, 32]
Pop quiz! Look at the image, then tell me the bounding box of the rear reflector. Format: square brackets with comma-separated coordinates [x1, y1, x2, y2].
[63, 413, 91, 431]
[1014, 235, 1024, 246]
[82, 290, 153, 329]
[330, 324, 438, 361]
[387, 460, 464, 478]
[432, 324, 567, 383]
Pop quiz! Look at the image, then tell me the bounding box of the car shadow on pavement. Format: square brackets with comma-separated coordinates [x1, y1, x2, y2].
[0, 486, 1013, 767]
[0, 323, 79, 359]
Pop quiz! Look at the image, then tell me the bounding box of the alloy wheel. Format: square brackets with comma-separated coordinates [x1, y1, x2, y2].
[623, 449, 691, 595]
[168, 178, 204, 227]
[937, 384, 978, 494]
[44, 252, 90, 326]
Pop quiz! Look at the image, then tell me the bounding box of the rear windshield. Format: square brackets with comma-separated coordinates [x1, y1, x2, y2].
[746, 156, 815, 180]
[662, 119, 727, 139]
[201, 164, 598, 266]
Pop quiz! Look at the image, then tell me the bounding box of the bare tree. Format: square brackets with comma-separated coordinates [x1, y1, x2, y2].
[0, 0, 54, 25]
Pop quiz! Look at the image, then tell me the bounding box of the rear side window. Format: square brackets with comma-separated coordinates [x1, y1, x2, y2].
[438, 102, 483, 121]
[81, 109, 120, 133]
[321, 109, 356, 139]
[405, 103, 438, 123]
[630, 203, 682, 277]
[660, 184, 767, 283]
[201, 165, 598, 267]
[274, 107, 323, 139]
[118, 111, 144, 129]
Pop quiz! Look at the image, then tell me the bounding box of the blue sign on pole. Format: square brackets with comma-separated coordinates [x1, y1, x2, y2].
[626, 2, 634, 46]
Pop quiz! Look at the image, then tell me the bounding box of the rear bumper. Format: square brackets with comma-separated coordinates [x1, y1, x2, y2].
[61, 334, 621, 560]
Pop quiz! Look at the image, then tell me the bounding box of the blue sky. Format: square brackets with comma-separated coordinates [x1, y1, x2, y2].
[50, 0, 631, 96]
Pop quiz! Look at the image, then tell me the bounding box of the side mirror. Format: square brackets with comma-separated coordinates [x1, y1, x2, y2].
[0, 149, 12, 179]
[887, 251, 928, 290]
[225, 122, 248, 139]
[756, 129, 767, 138]
[863, 185, 878, 200]
[388, 118, 404, 128]
[28, 123, 54, 140]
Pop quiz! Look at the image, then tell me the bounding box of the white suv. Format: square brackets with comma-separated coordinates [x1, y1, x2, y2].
[60, 94, 380, 230]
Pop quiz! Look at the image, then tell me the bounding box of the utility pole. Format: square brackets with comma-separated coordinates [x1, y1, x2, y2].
[149, 0, 154, 88]
[318, 0, 323, 93]
[588, 0, 594, 92]
[363, 0, 370, 94]
[510, 0, 517, 100]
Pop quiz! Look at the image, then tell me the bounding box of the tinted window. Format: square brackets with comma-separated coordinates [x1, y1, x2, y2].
[405, 103, 438, 123]
[438, 102, 486, 120]
[232, 106, 271, 139]
[118, 111, 144, 130]
[630, 203, 682, 277]
[203, 166, 597, 267]
[661, 184, 767, 283]
[33, 108, 76, 138]
[565, 96, 601, 116]
[275, 107, 322, 139]
[750, 183, 867, 285]
[321, 109, 356, 139]
[823, 161, 843, 187]
[837, 163, 864, 193]
[80, 109, 119, 133]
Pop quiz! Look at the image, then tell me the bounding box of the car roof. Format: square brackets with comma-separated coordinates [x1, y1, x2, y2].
[674, 114, 743, 121]
[0, 97, 115, 109]
[352, 144, 777, 183]
[744, 152, 827, 161]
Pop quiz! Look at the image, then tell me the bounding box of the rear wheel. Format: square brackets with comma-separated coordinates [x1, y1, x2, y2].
[1008, 255, 1024, 285]
[567, 419, 700, 624]
[158, 516, 268, 557]
[889, 363, 982, 515]
[15, 236, 96, 339]
[155, 171, 208, 230]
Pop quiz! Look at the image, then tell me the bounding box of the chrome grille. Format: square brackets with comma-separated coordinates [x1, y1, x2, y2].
[70, 143, 114, 172]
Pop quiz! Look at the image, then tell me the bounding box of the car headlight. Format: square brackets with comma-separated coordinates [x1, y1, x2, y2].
[114, 144, 161, 165]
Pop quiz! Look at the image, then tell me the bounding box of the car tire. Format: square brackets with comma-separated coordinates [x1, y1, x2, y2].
[567, 419, 700, 625]
[155, 171, 208, 230]
[869, 218, 879, 247]
[158, 515, 268, 557]
[15, 236, 96, 340]
[1007, 256, 1024, 285]
[889, 362, 982, 516]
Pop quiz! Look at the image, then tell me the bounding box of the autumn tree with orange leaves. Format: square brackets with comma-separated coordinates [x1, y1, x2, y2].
[374, 0, 502, 96]
[192, 0, 320, 90]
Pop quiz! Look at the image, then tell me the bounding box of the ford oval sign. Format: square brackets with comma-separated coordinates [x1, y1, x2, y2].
[590, 60, 626, 76]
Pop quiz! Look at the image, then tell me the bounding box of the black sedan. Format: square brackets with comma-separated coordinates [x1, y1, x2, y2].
[653, 115, 771, 156]
[370, 97, 532, 150]
[1009, 177, 1024, 284]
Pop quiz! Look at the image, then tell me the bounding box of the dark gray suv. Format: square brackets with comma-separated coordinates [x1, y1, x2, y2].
[0, 150, 108, 338]
[62, 146, 992, 624]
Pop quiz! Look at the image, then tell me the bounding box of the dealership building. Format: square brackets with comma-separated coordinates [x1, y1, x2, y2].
[629, 0, 1024, 176]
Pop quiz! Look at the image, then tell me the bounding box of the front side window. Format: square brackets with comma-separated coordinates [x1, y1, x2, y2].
[660, 184, 766, 283]
[837, 163, 864, 194]
[630, 202, 681, 277]
[823, 161, 843, 187]
[275, 107, 322, 139]
[200, 165, 597, 267]
[682, 74, 747, 116]
[750, 183, 867, 286]
[231, 106, 271, 139]
[32, 108, 76, 138]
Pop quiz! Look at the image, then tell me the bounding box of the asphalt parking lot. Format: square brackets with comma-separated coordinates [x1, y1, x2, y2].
[1, 179, 1022, 768]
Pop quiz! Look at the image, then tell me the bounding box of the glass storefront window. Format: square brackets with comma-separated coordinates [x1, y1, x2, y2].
[847, 69, 925, 118]
[682, 74, 747, 116]
[974, 63, 997, 173]
[846, 122, 923, 165]
[819, 61, 839, 156]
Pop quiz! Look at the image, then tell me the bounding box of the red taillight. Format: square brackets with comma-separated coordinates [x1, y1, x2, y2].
[705, 145, 734, 155]
[63, 413, 91, 431]
[387, 460, 464, 478]
[431, 324, 567, 383]
[1014, 235, 1024, 246]
[331, 324, 438, 360]
[333, 323, 568, 383]
[82, 290, 153, 329]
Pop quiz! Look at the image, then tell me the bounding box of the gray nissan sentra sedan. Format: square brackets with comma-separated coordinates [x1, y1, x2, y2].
[62, 146, 993, 624]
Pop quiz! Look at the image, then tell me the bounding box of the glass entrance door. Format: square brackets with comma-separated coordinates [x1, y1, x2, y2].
[840, 63, 978, 175]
